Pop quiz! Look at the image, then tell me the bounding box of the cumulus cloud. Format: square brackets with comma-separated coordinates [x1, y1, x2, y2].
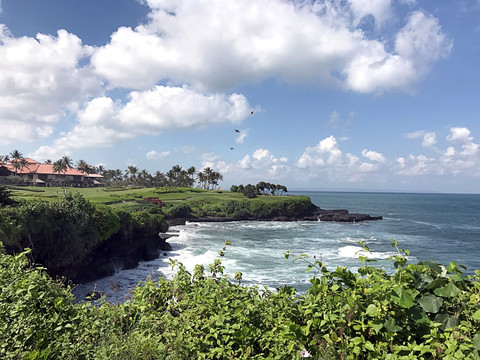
[295, 136, 387, 183]
[198, 127, 479, 189]
[146, 150, 171, 159]
[92, 0, 451, 94]
[118, 86, 251, 134]
[0, 26, 103, 145]
[396, 127, 480, 176]
[361, 149, 385, 162]
[30, 86, 252, 160]
[405, 130, 437, 147]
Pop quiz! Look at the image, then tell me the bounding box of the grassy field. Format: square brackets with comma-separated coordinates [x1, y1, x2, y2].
[7, 186, 293, 206]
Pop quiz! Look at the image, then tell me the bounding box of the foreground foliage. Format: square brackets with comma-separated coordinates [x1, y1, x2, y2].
[1, 241, 480, 359]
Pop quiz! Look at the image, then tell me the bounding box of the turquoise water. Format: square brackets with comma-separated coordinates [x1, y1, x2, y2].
[73, 191, 480, 303]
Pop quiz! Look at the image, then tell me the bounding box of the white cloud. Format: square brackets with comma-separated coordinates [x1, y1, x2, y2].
[0, 26, 103, 145]
[296, 136, 387, 183]
[118, 86, 251, 134]
[30, 86, 253, 159]
[205, 148, 289, 181]
[198, 127, 480, 189]
[146, 150, 170, 159]
[422, 132, 437, 147]
[396, 127, 480, 177]
[395, 11, 452, 66]
[91, 1, 451, 94]
[361, 149, 385, 162]
[405, 130, 437, 147]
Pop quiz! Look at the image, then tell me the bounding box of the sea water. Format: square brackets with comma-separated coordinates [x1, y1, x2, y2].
[72, 191, 480, 303]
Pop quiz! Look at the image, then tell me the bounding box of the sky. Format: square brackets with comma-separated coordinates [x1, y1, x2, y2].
[1, 0, 480, 193]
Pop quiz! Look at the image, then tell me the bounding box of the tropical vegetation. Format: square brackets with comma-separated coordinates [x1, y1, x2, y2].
[1, 238, 480, 359]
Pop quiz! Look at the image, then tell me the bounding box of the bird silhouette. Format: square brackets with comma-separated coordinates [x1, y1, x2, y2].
[230, 147, 234, 150]
[250, 111, 254, 115]
[234, 129, 240, 133]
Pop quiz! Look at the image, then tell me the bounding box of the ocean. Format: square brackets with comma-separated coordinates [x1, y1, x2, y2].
[72, 191, 480, 303]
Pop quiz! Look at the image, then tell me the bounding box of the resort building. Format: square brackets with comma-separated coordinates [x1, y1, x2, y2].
[0, 158, 103, 187]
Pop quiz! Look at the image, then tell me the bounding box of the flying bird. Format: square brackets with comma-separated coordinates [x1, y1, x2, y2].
[250, 111, 254, 115]
[234, 129, 240, 133]
[230, 147, 234, 150]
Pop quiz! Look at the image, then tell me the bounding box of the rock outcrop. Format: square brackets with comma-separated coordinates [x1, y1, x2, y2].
[53, 230, 172, 284]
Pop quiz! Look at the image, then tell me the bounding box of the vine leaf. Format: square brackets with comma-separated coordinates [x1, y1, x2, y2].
[418, 295, 443, 313]
[434, 282, 461, 298]
[391, 286, 415, 308]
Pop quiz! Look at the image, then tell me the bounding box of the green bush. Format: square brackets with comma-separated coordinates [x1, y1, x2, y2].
[165, 202, 192, 218]
[2, 239, 480, 359]
[93, 204, 121, 242]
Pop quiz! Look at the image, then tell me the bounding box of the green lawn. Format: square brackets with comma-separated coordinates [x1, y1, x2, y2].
[9, 186, 249, 204]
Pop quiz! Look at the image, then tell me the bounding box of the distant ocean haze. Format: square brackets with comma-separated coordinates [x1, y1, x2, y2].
[73, 191, 480, 303]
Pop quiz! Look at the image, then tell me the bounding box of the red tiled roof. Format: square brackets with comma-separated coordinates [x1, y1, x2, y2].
[1, 159, 102, 178]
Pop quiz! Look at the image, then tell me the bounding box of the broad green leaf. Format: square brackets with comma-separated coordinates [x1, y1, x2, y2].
[473, 334, 480, 350]
[427, 278, 448, 290]
[473, 309, 480, 321]
[366, 304, 379, 317]
[384, 318, 402, 333]
[434, 282, 461, 298]
[434, 313, 459, 330]
[418, 294, 443, 313]
[391, 286, 415, 308]
[364, 341, 375, 351]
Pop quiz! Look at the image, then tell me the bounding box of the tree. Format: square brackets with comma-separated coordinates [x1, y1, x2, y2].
[9, 150, 26, 176]
[11, 157, 28, 176]
[52, 159, 67, 175]
[9, 150, 22, 162]
[76, 160, 94, 174]
[187, 166, 196, 183]
[126, 166, 138, 185]
[256, 181, 266, 195]
[243, 184, 257, 198]
[61, 156, 74, 169]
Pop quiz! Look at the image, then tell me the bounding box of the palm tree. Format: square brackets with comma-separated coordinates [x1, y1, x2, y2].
[203, 167, 213, 189]
[187, 166, 196, 185]
[197, 171, 207, 189]
[61, 156, 74, 169]
[126, 166, 138, 185]
[11, 158, 28, 176]
[95, 165, 105, 175]
[9, 150, 22, 162]
[9, 150, 27, 176]
[52, 159, 67, 186]
[76, 160, 94, 174]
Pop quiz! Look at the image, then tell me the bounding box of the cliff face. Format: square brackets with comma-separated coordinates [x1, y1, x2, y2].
[52, 228, 172, 284]
[167, 203, 382, 225]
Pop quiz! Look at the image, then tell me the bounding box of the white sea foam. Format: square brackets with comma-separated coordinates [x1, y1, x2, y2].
[338, 245, 396, 260]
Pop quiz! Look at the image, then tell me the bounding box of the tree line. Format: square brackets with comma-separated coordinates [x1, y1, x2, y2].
[0, 149, 223, 189]
[230, 181, 288, 198]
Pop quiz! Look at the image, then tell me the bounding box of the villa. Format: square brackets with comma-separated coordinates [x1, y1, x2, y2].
[0, 158, 103, 187]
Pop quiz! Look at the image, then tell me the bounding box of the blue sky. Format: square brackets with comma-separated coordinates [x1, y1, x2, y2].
[1, 0, 480, 193]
